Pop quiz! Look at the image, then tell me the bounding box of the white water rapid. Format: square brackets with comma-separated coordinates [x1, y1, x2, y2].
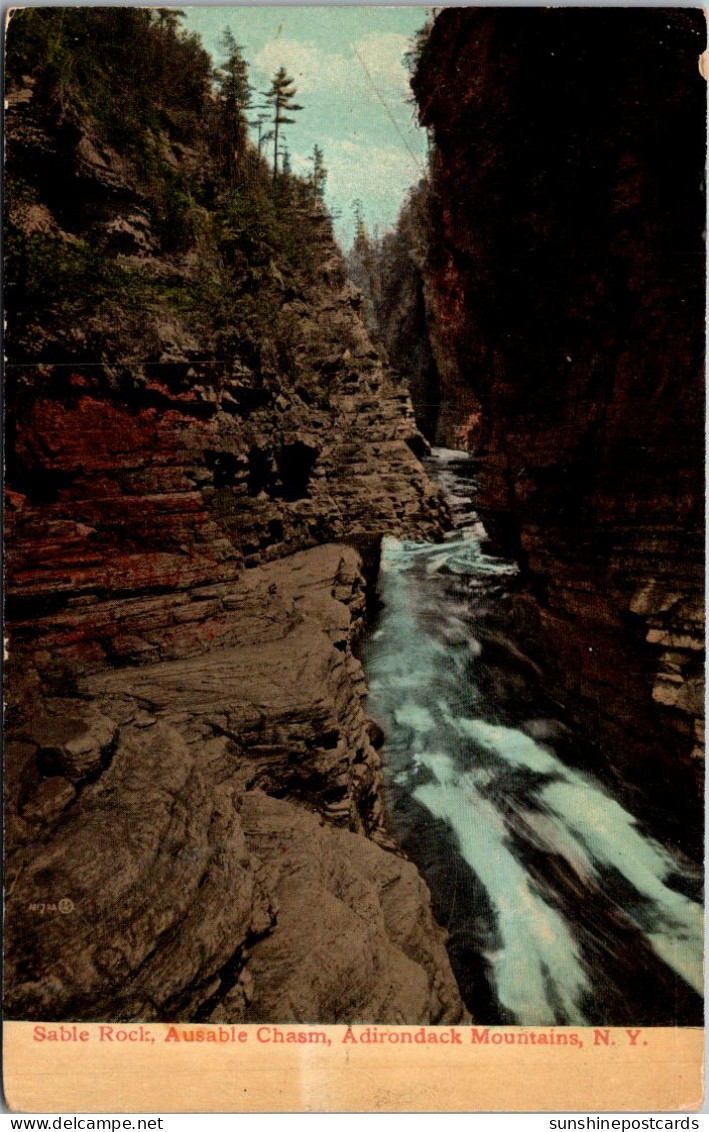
[365, 448, 703, 1025]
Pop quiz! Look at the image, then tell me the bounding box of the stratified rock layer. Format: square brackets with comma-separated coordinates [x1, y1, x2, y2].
[4, 75, 463, 1023]
[413, 9, 705, 851]
[6, 546, 464, 1024]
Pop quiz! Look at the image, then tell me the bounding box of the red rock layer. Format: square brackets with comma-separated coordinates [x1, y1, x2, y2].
[4, 79, 463, 1023]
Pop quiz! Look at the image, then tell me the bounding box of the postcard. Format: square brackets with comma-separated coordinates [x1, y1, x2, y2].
[3, 4, 705, 1113]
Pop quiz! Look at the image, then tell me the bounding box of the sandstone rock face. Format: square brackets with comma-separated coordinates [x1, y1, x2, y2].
[413, 9, 705, 849]
[5, 78, 463, 1023]
[6, 715, 262, 1021]
[6, 547, 465, 1023]
[214, 789, 461, 1024]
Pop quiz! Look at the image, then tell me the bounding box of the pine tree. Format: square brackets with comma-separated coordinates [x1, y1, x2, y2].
[156, 8, 185, 34]
[347, 200, 379, 333]
[263, 67, 303, 185]
[307, 144, 327, 200]
[216, 29, 252, 176]
[249, 108, 273, 158]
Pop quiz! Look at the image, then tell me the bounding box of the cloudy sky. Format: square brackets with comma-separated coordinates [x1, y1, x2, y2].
[184, 7, 431, 247]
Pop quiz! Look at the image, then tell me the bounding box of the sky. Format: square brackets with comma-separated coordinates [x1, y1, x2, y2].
[183, 7, 431, 247]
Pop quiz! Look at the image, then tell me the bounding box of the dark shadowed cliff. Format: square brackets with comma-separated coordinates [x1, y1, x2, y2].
[410, 9, 705, 847]
[4, 10, 464, 1023]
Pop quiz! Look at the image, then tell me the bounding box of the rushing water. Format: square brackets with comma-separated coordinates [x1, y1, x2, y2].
[364, 448, 703, 1025]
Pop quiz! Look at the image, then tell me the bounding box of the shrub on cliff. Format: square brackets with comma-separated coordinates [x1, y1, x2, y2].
[5, 8, 333, 374]
[6, 8, 212, 150]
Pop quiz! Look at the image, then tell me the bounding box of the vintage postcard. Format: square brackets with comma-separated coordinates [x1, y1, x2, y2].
[3, 4, 705, 1113]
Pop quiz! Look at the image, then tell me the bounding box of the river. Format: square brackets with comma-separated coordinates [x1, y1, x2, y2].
[364, 447, 703, 1025]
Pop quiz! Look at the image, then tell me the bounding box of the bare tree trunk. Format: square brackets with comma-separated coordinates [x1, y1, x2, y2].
[272, 112, 279, 185]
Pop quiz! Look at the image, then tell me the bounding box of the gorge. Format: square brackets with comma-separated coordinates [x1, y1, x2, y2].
[4, 8, 704, 1028]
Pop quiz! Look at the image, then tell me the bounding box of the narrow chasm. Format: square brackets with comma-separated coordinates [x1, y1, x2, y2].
[363, 449, 703, 1026]
[4, 6, 704, 1031]
[357, 7, 703, 1028]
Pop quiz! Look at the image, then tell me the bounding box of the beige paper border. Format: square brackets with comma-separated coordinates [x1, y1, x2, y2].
[3, 1023, 704, 1113]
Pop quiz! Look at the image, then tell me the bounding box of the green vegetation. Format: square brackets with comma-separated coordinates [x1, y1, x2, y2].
[403, 18, 434, 77]
[346, 181, 433, 340]
[262, 67, 304, 185]
[6, 8, 212, 150]
[5, 8, 331, 370]
[215, 30, 253, 181]
[308, 145, 328, 201]
[346, 199, 382, 333]
[345, 181, 441, 438]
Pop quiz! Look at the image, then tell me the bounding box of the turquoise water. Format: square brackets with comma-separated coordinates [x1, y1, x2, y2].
[365, 449, 703, 1025]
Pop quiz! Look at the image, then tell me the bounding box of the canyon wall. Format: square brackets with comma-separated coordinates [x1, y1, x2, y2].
[413, 9, 705, 850]
[4, 13, 463, 1024]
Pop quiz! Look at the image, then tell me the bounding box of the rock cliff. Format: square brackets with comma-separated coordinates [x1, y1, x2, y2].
[4, 12, 463, 1024]
[412, 9, 705, 851]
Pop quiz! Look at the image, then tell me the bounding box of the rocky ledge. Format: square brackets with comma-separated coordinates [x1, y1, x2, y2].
[5, 545, 465, 1024]
[4, 53, 466, 1024]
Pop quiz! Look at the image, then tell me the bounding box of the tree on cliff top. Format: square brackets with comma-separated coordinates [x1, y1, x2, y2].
[6, 6, 333, 367]
[249, 109, 274, 158]
[307, 144, 328, 201]
[346, 200, 381, 333]
[263, 67, 303, 185]
[5, 7, 213, 149]
[215, 29, 252, 178]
